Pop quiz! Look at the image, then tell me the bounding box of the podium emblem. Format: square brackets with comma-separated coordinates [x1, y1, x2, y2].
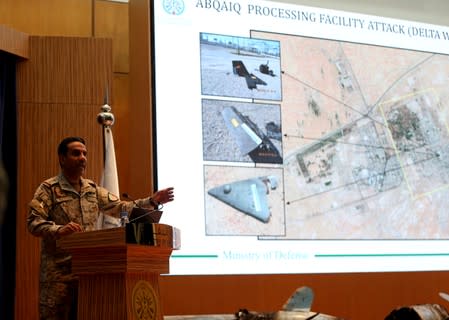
[132, 280, 158, 320]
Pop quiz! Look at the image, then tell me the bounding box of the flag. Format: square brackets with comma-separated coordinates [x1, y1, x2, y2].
[100, 126, 120, 197]
[98, 122, 121, 229]
[96, 92, 121, 229]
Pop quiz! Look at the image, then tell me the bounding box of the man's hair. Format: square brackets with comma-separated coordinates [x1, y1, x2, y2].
[57, 136, 86, 156]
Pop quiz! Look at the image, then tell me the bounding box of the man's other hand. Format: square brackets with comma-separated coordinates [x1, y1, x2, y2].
[57, 221, 83, 237]
[152, 187, 175, 205]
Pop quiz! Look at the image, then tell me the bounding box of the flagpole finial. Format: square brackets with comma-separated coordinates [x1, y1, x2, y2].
[97, 103, 115, 127]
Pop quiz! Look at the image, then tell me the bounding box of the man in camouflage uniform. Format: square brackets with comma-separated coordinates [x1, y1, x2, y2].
[27, 136, 174, 320]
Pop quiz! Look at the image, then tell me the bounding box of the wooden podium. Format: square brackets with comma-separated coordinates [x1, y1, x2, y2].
[57, 223, 180, 320]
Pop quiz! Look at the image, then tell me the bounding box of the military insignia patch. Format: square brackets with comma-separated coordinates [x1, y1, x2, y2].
[108, 193, 119, 202]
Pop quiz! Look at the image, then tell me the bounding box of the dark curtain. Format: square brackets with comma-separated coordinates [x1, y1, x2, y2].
[0, 51, 18, 320]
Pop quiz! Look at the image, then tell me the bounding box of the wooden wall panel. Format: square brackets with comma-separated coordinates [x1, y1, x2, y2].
[94, 0, 131, 195]
[128, 0, 154, 198]
[16, 36, 112, 104]
[15, 36, 112, 320]
[159, 271, 449, 319]
[94, 0, 129, 73]
[0, 0, 92, 37]
[111, 73, 130, 194]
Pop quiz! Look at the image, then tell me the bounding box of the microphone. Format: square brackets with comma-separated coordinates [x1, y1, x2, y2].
[119, 211, 129, 227]
[121, 193, 163, 223]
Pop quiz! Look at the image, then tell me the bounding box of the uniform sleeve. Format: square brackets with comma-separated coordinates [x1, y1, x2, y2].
[134, 196, 159, 210]
[96, 186, 158, 219]
[96, 186, 128, 218]
[27, 184, 62, 239]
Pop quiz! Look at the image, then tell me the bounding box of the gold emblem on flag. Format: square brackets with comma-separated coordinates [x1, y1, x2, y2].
[132, 280, 158, 320]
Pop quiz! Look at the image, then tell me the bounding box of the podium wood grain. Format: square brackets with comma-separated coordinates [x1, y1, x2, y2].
[58, 225, 176, 320]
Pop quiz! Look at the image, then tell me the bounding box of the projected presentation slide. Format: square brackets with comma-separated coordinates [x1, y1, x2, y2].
[153, 0, 449, 275]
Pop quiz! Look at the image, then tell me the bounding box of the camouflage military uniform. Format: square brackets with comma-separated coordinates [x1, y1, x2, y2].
[27, 173, 153, 320]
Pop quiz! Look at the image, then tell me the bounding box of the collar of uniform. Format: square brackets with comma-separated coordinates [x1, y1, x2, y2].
[57, 173, 90, 194]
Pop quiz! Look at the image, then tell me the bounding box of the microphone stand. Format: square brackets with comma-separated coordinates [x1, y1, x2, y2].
[128, 206, 163, 224]
[121, 192, 164, 224]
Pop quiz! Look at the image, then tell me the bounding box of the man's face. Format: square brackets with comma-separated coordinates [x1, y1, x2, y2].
[59, 141, 87, 176]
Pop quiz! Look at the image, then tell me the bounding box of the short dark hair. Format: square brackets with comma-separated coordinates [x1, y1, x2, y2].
[57, 137, 86, 156]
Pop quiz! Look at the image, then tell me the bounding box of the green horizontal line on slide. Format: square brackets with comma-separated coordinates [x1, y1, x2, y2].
[171, 254, 219, 258]
[316, 253, 449, 257]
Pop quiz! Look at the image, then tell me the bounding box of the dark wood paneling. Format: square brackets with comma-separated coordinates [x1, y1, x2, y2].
[111, 73, 130, 193]
[93, 0, 131, 195]
[128, 0, 154, 198]
[159, 271, 449, 319]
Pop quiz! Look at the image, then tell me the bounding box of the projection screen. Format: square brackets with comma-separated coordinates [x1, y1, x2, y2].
[153, 0, 449, 275]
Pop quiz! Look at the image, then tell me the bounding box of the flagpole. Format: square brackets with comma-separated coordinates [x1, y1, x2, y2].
[96, 98, 121, 228]
[97, 101, 120, 193]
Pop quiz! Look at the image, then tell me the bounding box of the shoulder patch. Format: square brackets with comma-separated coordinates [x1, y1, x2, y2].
[108, 193, 119, 202]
